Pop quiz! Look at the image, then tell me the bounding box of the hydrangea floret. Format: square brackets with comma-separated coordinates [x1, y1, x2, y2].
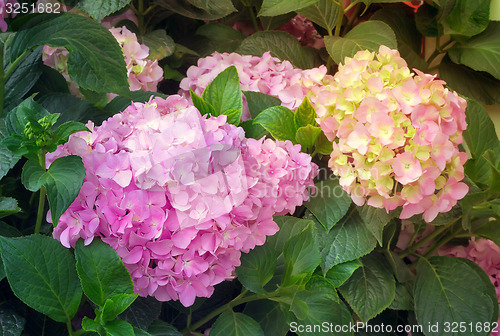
[179, 51, 332, 120]
[47, 95, 317, 307]
[42, 26, 163, 96]
[315, 46, 468, 222]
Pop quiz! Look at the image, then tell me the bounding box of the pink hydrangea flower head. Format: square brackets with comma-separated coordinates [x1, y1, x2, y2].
[179, 51, 334, 120]
[315, 46, 468, 222]
[47, 95, 317, 307]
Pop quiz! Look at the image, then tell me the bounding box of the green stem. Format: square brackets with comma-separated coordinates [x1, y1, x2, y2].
[66, 321, 77, 336]
[334, 0, 344, 36]
[247, 5, 260, 32]
[34, 150, 46, 235]
[4, 49, 29, 79]
[343, 3, 361, 34]
[399, 217, 459, 258]
[182, 291, 266, 334]
[137, 0, 145, 36]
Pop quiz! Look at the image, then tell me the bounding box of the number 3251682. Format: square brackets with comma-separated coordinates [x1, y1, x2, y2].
[5, 2, 61, 14]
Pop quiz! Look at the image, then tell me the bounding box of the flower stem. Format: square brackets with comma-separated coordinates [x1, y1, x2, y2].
[334, 0, 344, 37]
[247, 5, 260, 32]
[35, 150, 46, 235]
[4, 49, 30, 79]
[181, 290, 266, 335]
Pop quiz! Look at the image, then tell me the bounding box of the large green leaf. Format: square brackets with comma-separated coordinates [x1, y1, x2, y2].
[142, 30, 175, 60]
[371, 7, 427, 70]
[209, 311, 264, 336]
[309, 211, 377, 273]
[0, 307, 26, 336]
[295, 125, 321, 151]
[0, 144, 20, 179]
[415, 256, 498, 336]
[101, 293, 138, 322]
[254, 106, 297, 142]
[439, 56, 500, 105]
[0, 235, 82, 322]
[196, 23, 245, 54]
[21, 155, 85, 225]
[236, 240, 277, 294]
[201, 66, 242, 125]
[156, 0, 236, 20]
[294, 96, 316, 129]
[324, 259, 363, 288]
[325, 21, 397, 65]
[442, 0, 490, 36]
[339, 253, 395, 322]
[358, 204, 392, 245]
[237, 31, 315, 69]
[448, 22, 500, 80]
[243, 91, 281, 119]
[74, 238, 134, 307]
[283, 225, 321, 285]
[75, 0, 132, 22]
[148, 320, 182, 336]
[298, 0, 338, 34]
[463, 99, 499, 159]
[4, 47, 43, 112]
[10, 13, 128, 93]
[103, 319, 135, 336]
[474, 222, 500, 248]
[119, 297, 163, 330]
[0, 197, 21, 219]
[258, 0, 319, 17]
[243, 301, 290, 336]
[292, 284, 354, 336]
[38, 93, 106, 126]
[304, 179, 352, 231]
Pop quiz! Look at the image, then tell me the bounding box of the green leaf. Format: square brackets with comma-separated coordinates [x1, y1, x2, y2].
[209, 310, 264, 336]
[298, 0, 339, 34]
[295, 125, 321, 151]
[0, 235, 82, 322]
[442, 0, 490, 36]
[358, 204, 392, 245]
[371, 7, 428, 70]
[294, 289, 354, 336]
[82, 316, 102, 333]
[389, 282, 413, 311]
[258, 0, 319, 16]
[0, 307, 26, 336]
[325, 21, 397, 65]
[101, 294, 138, 322]
[324, 259, 363, 288]
[236, 241, 277, 294]
[474, 221, 500, 248]
[4, 48, 43, 112]
[156, 0, 236, 20]
[243, 91, 281, 119]
[415, 256, 498, 336]
[105, 91, 168, 117]
[5, 97, 49, 136]
[147, 320, 182, 336]
[196, 23, 245, 53]
[243, 301, 290, 336]
[448, 22, 500, 80]
[134, 327, 153, 336]
[268, 216, 315, 253]
[10, 13, 128, 93]
[294, 96, 316, 129]
[314, 131, 333, 155]
[103, 319, 135, 336]
[239, 119, 268, 140]
[201, 66, 242, 125]
[74, 238, 134, 307]
[439, 56, 500, 105]
[283, 225, 321, 285]
[0, 197, 21, 219]
[304, 179, 352, 231]
[119, 297, 162, 330]
[339, 253, 395, 322]
[415, 4, 439, 36]
[53, 121, 89, 146]
[237, 31, 315, 69]
[190, 89, 216, 116]
[75, 0, 131, 22]
[254, 106, 297, 142]
[309, 211, 377, 273]
[463, 99, 499, 158]
[21, 155, 85, 225]
[38, 93, 106, 126]
[142, 30, 175, 60]
[0, 144, 20, 179]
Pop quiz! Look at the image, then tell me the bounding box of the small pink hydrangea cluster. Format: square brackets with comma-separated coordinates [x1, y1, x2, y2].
[439, 238, 500, 334]
[47, 95, 317, 306]
[42, 26, 163, 95]
[0, 0, 18, 32]
[277, 14, 325, 49]
[315, 46, 468, 222]
[179, 51, 332, 120]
